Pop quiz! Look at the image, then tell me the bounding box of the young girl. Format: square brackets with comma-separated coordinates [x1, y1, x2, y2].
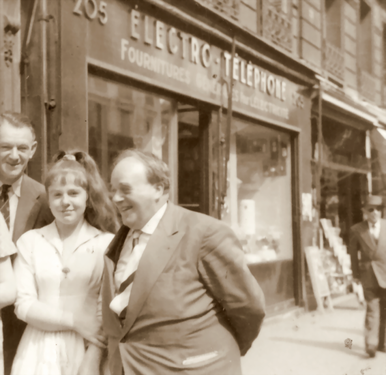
[11, 151, 119, 375]
[0, 213, 17, 375]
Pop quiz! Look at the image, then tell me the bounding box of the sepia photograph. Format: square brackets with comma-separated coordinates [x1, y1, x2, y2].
[0, 0, 386, 374]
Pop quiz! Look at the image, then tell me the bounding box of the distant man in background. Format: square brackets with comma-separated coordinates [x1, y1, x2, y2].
[349, 195, 386, 358]
[102, 149, 265, 375]
[0, 112, 53, 375]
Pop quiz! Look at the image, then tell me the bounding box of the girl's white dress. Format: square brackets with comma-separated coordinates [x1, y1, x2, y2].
[11, 221, 114, 375]
[0, 213, 17, 375]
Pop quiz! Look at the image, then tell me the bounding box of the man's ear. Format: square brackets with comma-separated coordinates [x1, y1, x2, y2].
[29, 141, 37, 159]
[154, 183, 165, 200]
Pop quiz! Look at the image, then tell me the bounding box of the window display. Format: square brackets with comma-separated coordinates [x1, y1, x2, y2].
[88, 75, 176, 184]
[220, 117, 294, 263]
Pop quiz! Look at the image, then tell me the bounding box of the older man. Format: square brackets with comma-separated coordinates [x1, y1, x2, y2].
[102, 149, 265, 375]
[0, 112, 53, 374]
[350, 195, 386, 358]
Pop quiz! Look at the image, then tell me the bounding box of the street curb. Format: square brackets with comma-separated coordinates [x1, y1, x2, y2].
[263, 293, 360, 326]
[263, 307, 305, 325]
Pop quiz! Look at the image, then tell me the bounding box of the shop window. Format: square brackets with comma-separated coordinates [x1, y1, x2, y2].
[87, 75, 177, 200]
[358, 0, 373, 73]
[219, 116, 293, 264]
[178, 105, 200, 212]
[177, 105, 211, 214]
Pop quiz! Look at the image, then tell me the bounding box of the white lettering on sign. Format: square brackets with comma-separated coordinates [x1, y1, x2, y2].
[155, 21, 164, 50]
[115, 9, 302, 115]
[73, 0, 107, 24]
[190, 37, 200, 64]
[131, 9, 140, 40]
[168, 28, 178, 54]
[121, 38, 190, 84]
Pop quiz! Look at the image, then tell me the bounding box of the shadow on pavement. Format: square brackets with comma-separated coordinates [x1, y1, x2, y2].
[321, 326, 363, 336]
[270, 337, 368, 359]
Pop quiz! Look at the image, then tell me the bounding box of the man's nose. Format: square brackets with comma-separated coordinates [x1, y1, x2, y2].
[112, 191, 123, 203]
[9, 147, 19, 159]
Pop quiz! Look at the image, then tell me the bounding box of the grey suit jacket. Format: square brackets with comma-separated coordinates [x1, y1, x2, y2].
[102, 202, 265, 375]
[12, 174, 53, 242]
[349, 219, 386, 288]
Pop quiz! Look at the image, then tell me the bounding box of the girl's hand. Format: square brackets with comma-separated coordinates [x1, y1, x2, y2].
[73, 313, 106, 349]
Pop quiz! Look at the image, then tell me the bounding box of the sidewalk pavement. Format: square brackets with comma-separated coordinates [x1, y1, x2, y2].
[241, 295, 386, 375]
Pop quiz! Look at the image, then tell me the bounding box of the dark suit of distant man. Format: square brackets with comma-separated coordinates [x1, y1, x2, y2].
[0, 112, 53, 375]
[349, 195, 386, 358]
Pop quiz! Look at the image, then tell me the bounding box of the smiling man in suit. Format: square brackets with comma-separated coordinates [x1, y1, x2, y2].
[349, 195, 386, 358]
[0, 112, 53, 375]
[102, 149, 265, 375]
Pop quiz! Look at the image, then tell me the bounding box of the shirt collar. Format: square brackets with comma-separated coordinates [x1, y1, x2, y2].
[0, 175, 23, 198]
[368, 220, 380, 229]
[36, 219, 102, 255]
[139, 203, 168, 235]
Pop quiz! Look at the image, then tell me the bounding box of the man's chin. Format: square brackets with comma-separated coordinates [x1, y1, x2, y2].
[121, 215, 136, 228]
[1, 169, 23, 182]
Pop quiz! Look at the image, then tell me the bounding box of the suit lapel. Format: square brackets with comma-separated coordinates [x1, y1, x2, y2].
[102, 256, 122, 334]
[121, 203, 185, 338]
[106, 225, 130, 270]
[103, 226, 130, 335]
[359, 221, 377, 252]
[13, 175, 41, 242]
[375, 219, 386, 256]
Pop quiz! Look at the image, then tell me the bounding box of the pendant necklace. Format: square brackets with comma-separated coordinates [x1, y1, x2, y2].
[62, 266, 71, 278]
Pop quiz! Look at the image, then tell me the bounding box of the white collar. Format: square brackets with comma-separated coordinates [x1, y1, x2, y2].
[36, 219, 102, 255]
[368, 220, 380, 229]
[0, 175, 23, 198]
[139, 203, 168, 235]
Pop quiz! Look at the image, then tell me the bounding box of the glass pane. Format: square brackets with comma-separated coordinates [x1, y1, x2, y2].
[177, 104, 201, 212]
[88, 75, 176, 182]
[219, 115, 293, 264]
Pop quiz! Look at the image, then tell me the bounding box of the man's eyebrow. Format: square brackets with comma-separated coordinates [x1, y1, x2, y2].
[119, 183, 132, 188]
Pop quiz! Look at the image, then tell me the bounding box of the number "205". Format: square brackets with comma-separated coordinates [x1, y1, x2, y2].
[73, 0, 108, 25]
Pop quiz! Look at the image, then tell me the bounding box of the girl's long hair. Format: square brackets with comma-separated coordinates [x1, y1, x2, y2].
[45, 150, 120, 234]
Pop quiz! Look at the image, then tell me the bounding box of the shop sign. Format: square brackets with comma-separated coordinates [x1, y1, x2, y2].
[83, 0, 307, 127]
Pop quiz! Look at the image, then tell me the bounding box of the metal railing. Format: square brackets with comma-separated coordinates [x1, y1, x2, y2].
[195, 0, 240, 20]
[359, 69, 376, 102]
[324, 42, 344, 80]
[262, 5, 292, 52]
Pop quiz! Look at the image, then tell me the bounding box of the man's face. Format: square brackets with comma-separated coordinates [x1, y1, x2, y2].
[110, 157, 164, 229]
[363, 205, 382, 224]
[0, 121, 37, 184]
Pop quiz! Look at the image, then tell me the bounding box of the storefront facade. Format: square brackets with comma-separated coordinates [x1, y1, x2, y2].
[311, 88, 376, 297]
[18, 0, 315, 315]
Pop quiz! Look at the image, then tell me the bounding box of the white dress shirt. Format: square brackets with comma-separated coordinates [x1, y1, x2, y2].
[110, 203, 168, 315]
[0, 175, 22, 237]
[369, 220, 380, 241]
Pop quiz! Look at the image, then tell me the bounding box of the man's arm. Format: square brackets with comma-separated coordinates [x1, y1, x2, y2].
[198, 221, 265, 356]
[348, 228, 360, 280]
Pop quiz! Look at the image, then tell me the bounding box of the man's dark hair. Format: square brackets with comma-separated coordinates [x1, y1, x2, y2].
[113, 149, 170, 192]
[0, 111, 36, 139]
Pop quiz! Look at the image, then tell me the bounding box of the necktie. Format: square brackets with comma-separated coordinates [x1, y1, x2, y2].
[117, 230, 141, 321]
[0, 185, 11, 229]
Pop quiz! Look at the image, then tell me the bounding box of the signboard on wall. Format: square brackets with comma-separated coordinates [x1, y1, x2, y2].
[78, 0, 308, 127]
